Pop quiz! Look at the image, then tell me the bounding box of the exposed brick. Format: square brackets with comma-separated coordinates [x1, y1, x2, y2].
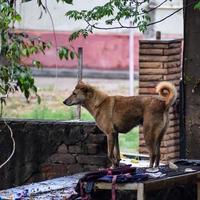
[86, 144, 100, 155]
[139, 38, 181, 164]
[167, 126, 179, 134]
[40, 163, 68, 179]
[140, 55, 170, 62]
[68, 145, 83, 154]
[83, 125, 100, 135]
[161, 139, 180, 148]
[86, 134, 106, 144]
[143, 55, 180, 62]
[139, 88, 156, 94]
[162, 151, 180, 160]
[140, 126, 178, 135]
[77, 155, 108, 166]
[67, 164, 83, 174]
[140, 75, 163, 81]
[140, 43, 169, 49]
[164, 133, 180, 141]
[49, 153, 76, 164]
[169, 113, 178, 120]
[139, 146, 149, 154]
[168, 42, 182, 48]
[167, 68, 181, 74]
[163, 61, 181, 68]
[139, 139, 146, 146]
[57, 143, 68, 154]
[169, 120, 179, 127]
[163, 48, 181, 55]
[139, 80, 180, 89]
[139, 49, 163, 55]
[163, 73, 181, 81]
[140, 62, 163, 69]
[139, 81, 158, 88]
[139, 68, 168, 75]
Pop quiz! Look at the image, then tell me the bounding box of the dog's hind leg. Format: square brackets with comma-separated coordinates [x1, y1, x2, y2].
[155, 126, 168, 167]
[147, 143, 156, 168]
[143, 125, 157, 168]
[154, 142, 161, 167]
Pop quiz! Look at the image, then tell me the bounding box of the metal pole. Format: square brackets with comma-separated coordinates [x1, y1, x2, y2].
[76, 47, 83, 120]
[129, 21, 134, 96]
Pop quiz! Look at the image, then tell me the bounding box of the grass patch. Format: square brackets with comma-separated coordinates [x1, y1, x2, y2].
[20, 106, 95, 121]
[21, 106, 76, 120]
[119, 127, 139, 153]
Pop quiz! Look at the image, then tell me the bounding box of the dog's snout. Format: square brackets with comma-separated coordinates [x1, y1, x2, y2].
[63, 99, 67, 105]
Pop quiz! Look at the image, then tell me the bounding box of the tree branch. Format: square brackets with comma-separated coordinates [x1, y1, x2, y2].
[145, 0, 168, 14]
[85, 1, 195, 31]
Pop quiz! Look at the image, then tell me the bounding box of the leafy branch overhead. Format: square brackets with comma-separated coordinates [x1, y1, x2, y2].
[64, 0, 200, 41]
[66, 0, 151, 40]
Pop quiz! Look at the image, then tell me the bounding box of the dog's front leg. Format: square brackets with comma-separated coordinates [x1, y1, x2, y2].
[113, 132, 120, 167]
[106, 133, 116, 168]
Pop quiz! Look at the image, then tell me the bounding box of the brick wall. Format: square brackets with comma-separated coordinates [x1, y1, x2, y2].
[139, 39, 182, 163]
[0, 119, 108, 190]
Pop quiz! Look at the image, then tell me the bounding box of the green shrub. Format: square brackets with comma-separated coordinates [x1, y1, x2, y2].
[119, 127, 139, 153]
[21, 105, 75, 120]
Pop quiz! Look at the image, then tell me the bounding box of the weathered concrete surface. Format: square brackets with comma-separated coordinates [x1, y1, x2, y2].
[0, 119, 108, 190]
[0, 173, 85, 199]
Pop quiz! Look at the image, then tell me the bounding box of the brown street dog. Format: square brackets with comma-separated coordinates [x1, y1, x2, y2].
[63, 80, 177, 168]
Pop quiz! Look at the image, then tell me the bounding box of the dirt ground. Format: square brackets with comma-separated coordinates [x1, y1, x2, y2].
[35, 77, 136, 95]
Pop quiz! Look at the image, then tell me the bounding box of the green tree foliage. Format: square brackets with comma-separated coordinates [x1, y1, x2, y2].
[65, 0, 152, 40]
[0, 0, 51, 115]
[194, 1, 200, 10]
[0, 0, 76, 116]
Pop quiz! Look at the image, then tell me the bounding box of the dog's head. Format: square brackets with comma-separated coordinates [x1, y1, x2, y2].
[63, 81, 92, 106]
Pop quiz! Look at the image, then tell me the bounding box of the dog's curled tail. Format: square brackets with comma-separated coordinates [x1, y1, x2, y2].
[156, 81, 177, 109]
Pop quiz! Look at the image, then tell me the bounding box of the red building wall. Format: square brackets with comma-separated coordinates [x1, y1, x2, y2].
[22, 30, 141, 71]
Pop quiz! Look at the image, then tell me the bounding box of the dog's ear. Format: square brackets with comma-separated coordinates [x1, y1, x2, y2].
[78, 80, 85, 85]
[81, 85, 91, 93]
[76, 81, 93, 94]
[80, 85, 93, 95]
[76, 80, 85, 89]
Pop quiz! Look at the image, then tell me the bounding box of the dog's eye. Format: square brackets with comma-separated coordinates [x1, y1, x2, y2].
[73, 92, 76, 95]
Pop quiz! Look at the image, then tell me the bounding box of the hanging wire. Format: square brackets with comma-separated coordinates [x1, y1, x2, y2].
[0, 119, 15, 169]
[44, 0, 59, 91]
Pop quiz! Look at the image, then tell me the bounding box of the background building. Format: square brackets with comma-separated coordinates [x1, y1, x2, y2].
[15, 0, 183, 71]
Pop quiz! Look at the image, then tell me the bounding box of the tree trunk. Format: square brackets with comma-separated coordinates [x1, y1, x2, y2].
[183, 0, 200, 158]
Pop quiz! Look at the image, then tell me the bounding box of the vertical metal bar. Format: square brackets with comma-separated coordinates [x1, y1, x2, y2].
[76, 47, 83, 120]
